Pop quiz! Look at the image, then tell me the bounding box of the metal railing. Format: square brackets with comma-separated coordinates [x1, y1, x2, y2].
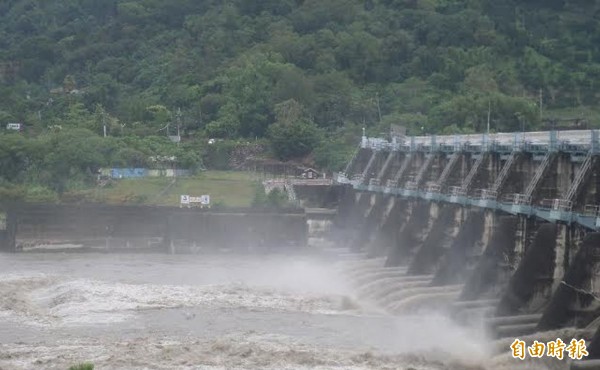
[360, 152, 379, 184]
[290, 179, 334, 186]
[554, 199, 573, 211]
[363, 137, 394, 151]
[564, 151, 594, 202]
[414, 154, 436, 186]
[369, 178, 381, 186]
[391, 153, 412, 183]
[358, 129, 600, 154]
[405, 181, 418, 191]
[336, 172, 349, 184]
[524, 152, 553, 197]
[437, 152, 460, 188]
[351, 174, 364, 185]
[540, 198, 573, 212]
[584, 205, 600, 217]
[376, 151, 396, 180]
[505, 193, 532, 206]
[473, 189, 498, 200]
[425, 184, 442, 193]
[492, 151, 518, 192]
[448, 186, 467, 197]
[460, 154, 486, 193]
[503, 193, 532, 205]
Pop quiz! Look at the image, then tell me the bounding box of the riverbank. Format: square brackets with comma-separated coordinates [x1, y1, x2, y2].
[1, 171, 260, 208]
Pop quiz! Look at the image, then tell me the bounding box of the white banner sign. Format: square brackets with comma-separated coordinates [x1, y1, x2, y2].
[180, 195, 210, 206]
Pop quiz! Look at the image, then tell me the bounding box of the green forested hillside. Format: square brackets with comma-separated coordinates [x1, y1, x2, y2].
[0, 0, 599, 196]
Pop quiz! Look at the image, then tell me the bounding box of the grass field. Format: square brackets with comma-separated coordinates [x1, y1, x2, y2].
[97, 171, 260, 207]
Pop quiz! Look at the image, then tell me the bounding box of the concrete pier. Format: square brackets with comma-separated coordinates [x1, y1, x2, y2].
[537, 232, 600, 331]
[495, 223, 558, 316]
[430, 210, 485, 286]
[385, 201, 430, 267]
[458, 215, 517, 301]
[407, 204, 460, 276]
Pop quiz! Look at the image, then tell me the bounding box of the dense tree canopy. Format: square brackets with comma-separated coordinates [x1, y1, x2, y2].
[0, 0, 599, 194]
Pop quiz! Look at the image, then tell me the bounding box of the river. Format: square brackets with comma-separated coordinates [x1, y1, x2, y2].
[0, 244, 563, 370]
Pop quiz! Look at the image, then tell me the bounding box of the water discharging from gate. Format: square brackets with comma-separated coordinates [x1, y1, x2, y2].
[0, 239, 565, 369]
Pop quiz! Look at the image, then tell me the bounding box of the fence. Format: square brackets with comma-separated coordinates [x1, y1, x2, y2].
[100, 168, 191, 179]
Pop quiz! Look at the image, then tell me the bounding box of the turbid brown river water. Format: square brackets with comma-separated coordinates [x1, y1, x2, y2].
[0, 244, 571, 370]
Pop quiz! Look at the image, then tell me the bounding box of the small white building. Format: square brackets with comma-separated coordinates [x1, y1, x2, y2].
[6, 123, 23, 131]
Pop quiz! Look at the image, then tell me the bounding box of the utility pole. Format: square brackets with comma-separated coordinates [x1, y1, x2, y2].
[487, 99, 491, 135]
[539, 88, 543, 122]
[515, 112, 524, 134]
[103, 111, 107, 138]
[375, 92, 382, 124]
[176, 107, 182, 145]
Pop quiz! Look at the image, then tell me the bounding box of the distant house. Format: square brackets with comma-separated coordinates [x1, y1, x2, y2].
[301, 168, 321, 179]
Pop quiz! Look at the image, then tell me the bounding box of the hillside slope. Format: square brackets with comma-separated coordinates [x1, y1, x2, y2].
[0, 0, 599, 197]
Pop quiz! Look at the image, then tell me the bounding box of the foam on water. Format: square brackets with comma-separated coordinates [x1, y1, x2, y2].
[0, 333, 490, 370]
[0, 251, 569, 370]
[0, 273, 365, 327]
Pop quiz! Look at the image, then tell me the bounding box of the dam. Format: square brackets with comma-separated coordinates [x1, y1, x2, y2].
[0, 129, 599, 369]
[334, 128, 600, 369]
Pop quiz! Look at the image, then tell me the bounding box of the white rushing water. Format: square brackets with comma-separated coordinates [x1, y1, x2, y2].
[0, 248, 569, 370]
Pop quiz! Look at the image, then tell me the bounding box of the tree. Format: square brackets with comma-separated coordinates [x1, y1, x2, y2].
[0, 0, 599, 194]
[268, 119, 322, 160]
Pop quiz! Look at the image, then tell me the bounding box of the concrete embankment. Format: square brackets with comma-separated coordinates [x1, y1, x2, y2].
[0, 203, 308, 252]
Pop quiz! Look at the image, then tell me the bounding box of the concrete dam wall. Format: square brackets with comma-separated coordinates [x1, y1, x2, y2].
[0, 203, 308, 252]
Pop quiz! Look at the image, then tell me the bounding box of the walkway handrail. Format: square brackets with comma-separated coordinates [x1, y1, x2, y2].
[376, 151, 396, 181]
[405, 181, 418, 191]
[344, 130, 600, 231]
[564, 151, 594, 202]
[426, 184, 442, 193]
[461, 154, 486, 193]
[524, 152, 554, 197]
[290, 179, 334, 186]
[473, 189, 497, 200]
[540, 198, 573, 212]
[504, 193, 532, 205]
[414, 153, 436, 186]
[584, 205, 600, 217]
[358, 129, 599, 154]
[448, 186, 467, 197]
[360, 151, 379, 185]
[492, 150, 519, 192]
[437, 152, 460, 189]
[386, 179, 398, 188]
[391, 153, 412, 183]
